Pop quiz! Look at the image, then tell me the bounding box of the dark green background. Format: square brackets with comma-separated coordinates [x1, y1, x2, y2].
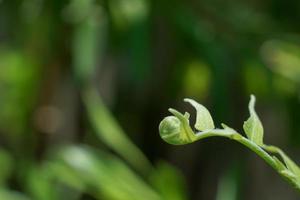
[0, 0, 300, 199]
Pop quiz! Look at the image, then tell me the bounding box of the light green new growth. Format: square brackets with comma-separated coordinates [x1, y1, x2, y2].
[184, 98, 215, 131]
[159, 95, 300, 192]
[243, 95, 264, 146]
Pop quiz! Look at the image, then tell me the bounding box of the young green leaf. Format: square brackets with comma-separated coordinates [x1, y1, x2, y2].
[184, 98, 215, 131]
[159, 96, 300, 192]
[243, 95, 264, 146]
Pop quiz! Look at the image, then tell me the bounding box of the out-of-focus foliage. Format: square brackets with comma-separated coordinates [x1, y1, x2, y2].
[0, 0, 300, 199]
[262, 39, 300, 84]
[0, 149, 13, 185]
[0, 189, 30, 200]
[48, 146, 161, 200]
[0, 50, 40, 146]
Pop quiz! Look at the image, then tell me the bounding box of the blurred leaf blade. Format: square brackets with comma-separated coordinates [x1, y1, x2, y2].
[83, 87, 153, 175]
[216, 165, 240, 200]
[261, 40, 300, 83]
[150, 161, 188, 200]
[50, 145, 161, 200]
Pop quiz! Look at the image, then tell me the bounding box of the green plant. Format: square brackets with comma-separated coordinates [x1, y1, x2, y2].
[159, 95, 300, 192]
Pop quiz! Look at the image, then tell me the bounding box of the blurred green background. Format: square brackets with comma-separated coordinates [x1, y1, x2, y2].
[0, 0, 300, 199]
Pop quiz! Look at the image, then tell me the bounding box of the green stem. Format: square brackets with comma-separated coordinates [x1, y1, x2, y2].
[194, 131, 300, 192]
[236, 137, 300, 192]
[195, 131, 278, 170]
[235, 136, 278, 170]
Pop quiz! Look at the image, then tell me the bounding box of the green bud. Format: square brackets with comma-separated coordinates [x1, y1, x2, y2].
[159, 116, 192, 145]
